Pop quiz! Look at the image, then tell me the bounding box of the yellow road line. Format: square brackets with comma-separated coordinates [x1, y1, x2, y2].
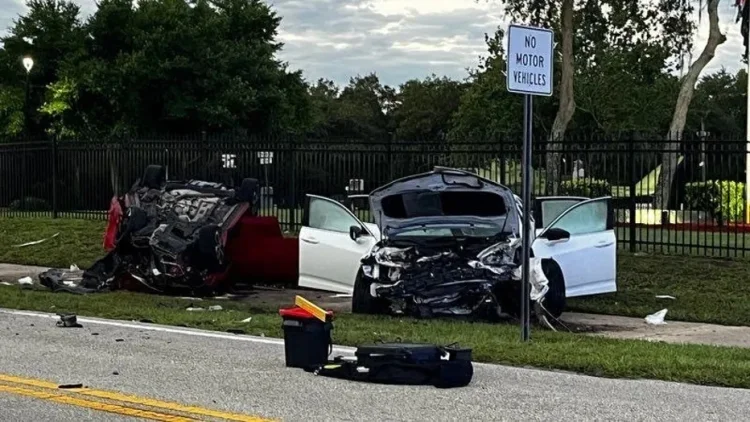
[0, 374, 273, 422]
[0, 384, 195, 422]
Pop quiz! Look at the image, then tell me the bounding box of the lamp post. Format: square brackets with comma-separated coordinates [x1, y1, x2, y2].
[22, 56, 34, 138]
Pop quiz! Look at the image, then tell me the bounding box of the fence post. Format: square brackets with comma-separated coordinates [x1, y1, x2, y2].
[628, 139, 636, 253]
[200, 130, 208, 180]
[51, 135, 58, 219]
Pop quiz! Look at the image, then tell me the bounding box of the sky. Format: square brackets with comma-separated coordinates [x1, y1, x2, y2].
[0, 0, 747, 87]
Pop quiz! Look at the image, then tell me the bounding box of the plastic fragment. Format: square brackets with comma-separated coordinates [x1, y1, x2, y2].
[645, 309, 668, 325]
[18, 276, 33, 285]
[655, 295, 676, 300]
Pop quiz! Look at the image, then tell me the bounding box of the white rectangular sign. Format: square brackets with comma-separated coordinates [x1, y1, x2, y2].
[506, 24, 554, 96]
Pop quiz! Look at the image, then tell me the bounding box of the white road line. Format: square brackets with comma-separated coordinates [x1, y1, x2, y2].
[0, 308, 357, 354]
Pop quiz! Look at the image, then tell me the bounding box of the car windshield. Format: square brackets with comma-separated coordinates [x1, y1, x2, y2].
[391, 223, 503, 238]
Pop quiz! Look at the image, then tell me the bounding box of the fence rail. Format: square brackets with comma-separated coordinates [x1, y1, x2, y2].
[1, 135, 749, 257]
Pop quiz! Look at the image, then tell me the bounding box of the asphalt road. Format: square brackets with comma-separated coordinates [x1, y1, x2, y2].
[0, 309, 748, 421]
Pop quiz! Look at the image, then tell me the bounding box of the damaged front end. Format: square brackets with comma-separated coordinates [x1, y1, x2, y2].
[361, 235, 549, 318]
[39, 165, 258, 294]
[357, 166, 550, 319]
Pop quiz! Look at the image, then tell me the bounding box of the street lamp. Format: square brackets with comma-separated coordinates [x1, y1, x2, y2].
[22, 56, 33, 138]
[22, 56, 34, 73]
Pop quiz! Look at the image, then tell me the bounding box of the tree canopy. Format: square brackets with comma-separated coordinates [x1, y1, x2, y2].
[0, 0, 741, 141]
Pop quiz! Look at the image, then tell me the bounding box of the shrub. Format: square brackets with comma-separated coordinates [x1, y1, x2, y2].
[684, 180, 745, 224]
[8, 197, 51, 212]
[559, 179, 612, 197]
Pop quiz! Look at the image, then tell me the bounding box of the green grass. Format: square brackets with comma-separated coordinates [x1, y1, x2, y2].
[2, 285, 750, 389]
[0, 217, 106, 268]
[569, 252, 750, 326]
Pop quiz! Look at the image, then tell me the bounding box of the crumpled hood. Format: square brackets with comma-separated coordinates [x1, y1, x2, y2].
[369, 167, 514, 235]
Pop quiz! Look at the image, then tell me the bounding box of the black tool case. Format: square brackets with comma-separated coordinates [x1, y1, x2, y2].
[314, 342, 474, 388]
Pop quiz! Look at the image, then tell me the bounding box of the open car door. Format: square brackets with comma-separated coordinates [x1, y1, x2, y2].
[531, 197, 617, 297]
[299, 194, 379, 293]
[532, 196, 588, 236]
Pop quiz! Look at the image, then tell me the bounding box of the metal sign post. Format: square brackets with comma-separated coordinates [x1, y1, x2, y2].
[506, 24, 554, 342]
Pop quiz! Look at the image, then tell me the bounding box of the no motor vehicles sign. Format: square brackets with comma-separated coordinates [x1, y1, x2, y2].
[506, 24, 554, 96]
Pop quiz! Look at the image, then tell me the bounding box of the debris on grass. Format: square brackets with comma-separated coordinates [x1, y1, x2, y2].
[208, 305, 223, 311]
[17, 276, 33, 285]
[0, 282, 11, 286]
[656, 295, 676, 300]
[186, 307, 205, 312]
[13, 232, 60, 248]
[241, 317, 253, 323]
[645, 309, 668, 325]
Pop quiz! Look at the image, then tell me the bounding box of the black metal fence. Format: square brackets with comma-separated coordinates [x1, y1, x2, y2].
[1, 133, 749, 257]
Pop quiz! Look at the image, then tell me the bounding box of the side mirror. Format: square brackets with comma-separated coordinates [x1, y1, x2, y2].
[542, 227, 570, 242]
[349, 225, 365, 241]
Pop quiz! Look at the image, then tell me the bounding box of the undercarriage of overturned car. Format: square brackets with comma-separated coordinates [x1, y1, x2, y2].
[39, 165, 258, 295]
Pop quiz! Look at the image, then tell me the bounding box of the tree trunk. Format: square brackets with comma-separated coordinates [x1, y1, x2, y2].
[546, 0, 575, 195]
[653, 0, 726, 209]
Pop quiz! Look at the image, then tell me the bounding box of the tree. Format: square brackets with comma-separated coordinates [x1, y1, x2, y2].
[390, 76, 467, 142]
[0, 0, 86, 137]
[654, 0, 726, 209]
[49, 0, 312, 137]
[494, 0, 697, 193]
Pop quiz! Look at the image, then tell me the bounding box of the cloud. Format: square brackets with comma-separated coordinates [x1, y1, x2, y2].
[1, 0, 745, 87]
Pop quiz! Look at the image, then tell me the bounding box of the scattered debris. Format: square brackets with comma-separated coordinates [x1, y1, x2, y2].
[13, 232, 60, 248]
[115, 339, 124, 342]
[645, 309, 668, 325]
[70, 264, 80, 271]
[179, 297, 203, 301]
[56, 314, 82, 328]
[208, 305, 223, 311]
[656, 295, 676, 300]
[240, 317, 253, 323]
[112, 371, 119, 376]
[91, 333, 99, 336]
[330, 293, 352, 298]
[58, 383, 83, 389]
[186, 307, 205, 312]
[0, 282, 11, 286]
[17, 276, 33, 285]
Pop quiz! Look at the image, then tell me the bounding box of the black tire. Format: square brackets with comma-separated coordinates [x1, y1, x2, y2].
[235, 178, 258, 203]
[539, 258, 566, 318]
[141, 165, 166, 189]
[351, 271, 389, 315]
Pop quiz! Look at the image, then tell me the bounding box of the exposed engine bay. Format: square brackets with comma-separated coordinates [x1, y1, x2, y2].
[353, 166, 558, 321]
[361, 235, 549, 318]
[39, 165, 258, 294]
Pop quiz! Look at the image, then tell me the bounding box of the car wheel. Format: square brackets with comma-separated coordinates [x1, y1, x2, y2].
[352, 271, 389, 315]
[141, 165, 166, 189]
[539, 258, 566, 319]
[235, 178, 258, 203]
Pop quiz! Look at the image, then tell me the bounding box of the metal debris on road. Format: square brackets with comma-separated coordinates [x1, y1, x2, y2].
[56, 314, 83, 328]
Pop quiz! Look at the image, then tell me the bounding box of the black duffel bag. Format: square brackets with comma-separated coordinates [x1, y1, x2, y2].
[308, 342, 473, 388]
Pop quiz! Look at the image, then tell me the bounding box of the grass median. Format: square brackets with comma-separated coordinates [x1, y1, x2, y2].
[1, 285, 750, 389]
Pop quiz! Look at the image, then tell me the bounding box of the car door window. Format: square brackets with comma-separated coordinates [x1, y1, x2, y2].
[541, 200, 583, 227]
[309, 197, 362, 233]
[548, 200, 608, 235]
